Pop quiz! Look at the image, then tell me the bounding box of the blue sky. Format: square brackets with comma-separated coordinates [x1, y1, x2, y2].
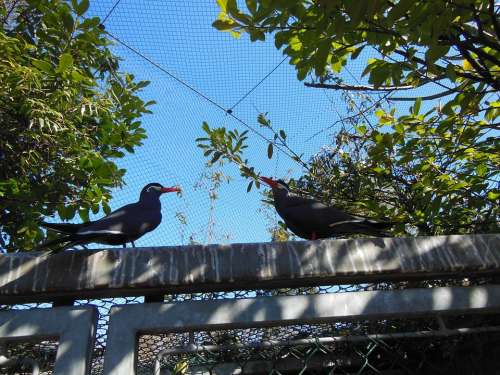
[82, 1, 412, 248]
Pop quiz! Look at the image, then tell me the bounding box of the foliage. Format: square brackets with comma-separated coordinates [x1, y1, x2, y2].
[214, 0, 500, 89]
[196, 122, 259, 187]
[299, 110, 499, 235]
[199, 0, 499, 237]
[0, 0, 154, 251]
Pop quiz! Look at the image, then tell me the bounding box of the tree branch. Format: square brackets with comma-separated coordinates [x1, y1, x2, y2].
[389, 88, 456, 101]
[456, 43, 500, 91]
[304, 82, 415, 91]
[484, 122, 500, 130]
[449, 30, 500, 67]
[393, 48, 495, 89]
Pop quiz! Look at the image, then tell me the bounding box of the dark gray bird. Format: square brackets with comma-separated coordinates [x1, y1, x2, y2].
[259, 176, 393, 240]
[40, 182, 181, 252]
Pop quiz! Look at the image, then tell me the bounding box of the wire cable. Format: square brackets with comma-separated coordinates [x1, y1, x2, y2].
[104, 31, 308, 168]
[228, 56, 288, 112]
[101, 0, 123, 25]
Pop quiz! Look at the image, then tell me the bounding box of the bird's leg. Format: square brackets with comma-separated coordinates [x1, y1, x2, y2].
[131, 241, 136, 248]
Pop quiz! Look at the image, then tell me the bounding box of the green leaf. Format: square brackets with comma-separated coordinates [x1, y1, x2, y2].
[58, 205, 76, 220]
[487, 191, 500, 200]
[355, 124, 367, 135]
[216, 0, 228, 12]
[245, 0, 257, 14]
[249, 28, 265, 42]
[202, 121, 211, 133]
[313, 39, 331, 76]
[61, 10, 74, 32]
[71, 70, 86, 82]
[79, 208, 90, 222]
[17, 226, 29, 234]
[413, 97, 422, 115]
[331, 59, 344, 73]
[425, 45, 450, 63]
[211, 152, 222, 163]
[445, 63, 457, 81]
[476, 164, 488, 177]
[387, 0, 414, 22]
[246, 180, 253, 192]
[288, 35, 302, 51]
[58, 53, 73, 72]
[267, 143, 273, 159]
[345, 0, 365, 26]
[75, 0, 90, 16]
[394, 123, 405, 134]
[297, 67, 308, 81]
[212, 19, 236, 31]
[257, 113, 269, 127]
[279, 129, 286, 140]
[351, 45, 365, 60]
[32, 59, 52, 72]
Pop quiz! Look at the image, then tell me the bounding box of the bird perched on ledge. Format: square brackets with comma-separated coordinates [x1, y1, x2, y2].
[259, 176, 393, 240]
[40, 182, 181, 252]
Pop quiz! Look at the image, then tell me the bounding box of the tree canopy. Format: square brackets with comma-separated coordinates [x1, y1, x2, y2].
[198, 0, 499, 237]
[0, 0, 153, 252]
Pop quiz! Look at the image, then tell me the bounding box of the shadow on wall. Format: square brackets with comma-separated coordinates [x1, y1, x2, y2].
[1, 234, 500, 373]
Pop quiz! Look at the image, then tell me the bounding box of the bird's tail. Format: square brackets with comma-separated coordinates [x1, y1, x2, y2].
[359, 220, 397, 236]
[330, 219, 395, 237]
[36, 235, 76, 253]
[40, 221, 84, 234]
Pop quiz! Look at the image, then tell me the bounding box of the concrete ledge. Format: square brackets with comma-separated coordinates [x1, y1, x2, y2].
[0, 234, 499, 303]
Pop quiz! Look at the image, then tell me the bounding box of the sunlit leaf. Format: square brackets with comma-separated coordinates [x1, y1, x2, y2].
[58, 53, 73, 72]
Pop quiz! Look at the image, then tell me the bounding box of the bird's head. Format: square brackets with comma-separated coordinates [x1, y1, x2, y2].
[140, 183, 181, 202]
[259, 176, 290, 192]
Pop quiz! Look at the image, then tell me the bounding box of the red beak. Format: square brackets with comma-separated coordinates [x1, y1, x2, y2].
[259, 176, 278, 188]
[160, 186, 181, 193]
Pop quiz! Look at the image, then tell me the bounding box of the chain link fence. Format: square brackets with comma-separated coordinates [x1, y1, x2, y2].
[2, 276, 500, 374]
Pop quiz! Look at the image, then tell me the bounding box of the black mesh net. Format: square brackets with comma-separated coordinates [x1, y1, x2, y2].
[2, 277, 500, 374]
[1, 0, 499, 374]
[0, 339, 57, 375]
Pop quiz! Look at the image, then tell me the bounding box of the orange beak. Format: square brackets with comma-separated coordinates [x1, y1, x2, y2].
[258, 176, 278, 188]
[160, 186, 181, 193]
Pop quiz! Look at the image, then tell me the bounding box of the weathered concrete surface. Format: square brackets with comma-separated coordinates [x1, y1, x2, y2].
[0, 306, 97, 375]
[0, 234, 499, 303]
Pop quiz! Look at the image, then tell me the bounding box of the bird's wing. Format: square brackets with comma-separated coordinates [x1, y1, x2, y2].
[279, 197, 359, 229]
[76, 203, 161, 238]
[76, 203, 138, 236]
